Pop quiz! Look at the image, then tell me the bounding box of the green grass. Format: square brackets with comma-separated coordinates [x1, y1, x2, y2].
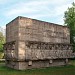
[0, 60, 75, 75]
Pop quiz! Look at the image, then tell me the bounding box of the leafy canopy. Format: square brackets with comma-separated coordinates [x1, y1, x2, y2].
[0, 31, 5, 52]
[64, 2, 75, 51]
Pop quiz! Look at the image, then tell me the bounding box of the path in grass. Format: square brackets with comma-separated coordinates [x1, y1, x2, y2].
[0, 62, 75, 75]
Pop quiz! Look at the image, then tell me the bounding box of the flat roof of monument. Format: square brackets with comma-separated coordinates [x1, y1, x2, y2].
[6, 16, 68, 28]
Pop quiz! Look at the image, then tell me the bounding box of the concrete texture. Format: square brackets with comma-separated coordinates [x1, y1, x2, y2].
[4, 16, 73, 70]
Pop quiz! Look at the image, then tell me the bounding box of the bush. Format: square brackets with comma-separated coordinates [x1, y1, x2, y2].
[0, 52, 4, 59]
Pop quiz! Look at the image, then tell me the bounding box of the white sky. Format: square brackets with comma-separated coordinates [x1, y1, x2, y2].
[0, 0, 74, 28]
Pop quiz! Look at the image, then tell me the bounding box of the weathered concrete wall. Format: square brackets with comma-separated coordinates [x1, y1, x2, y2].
[5, 60, 19, 70]
[6, 17, 19, 42]
[4, 16, 73, 70]
[18, 17, 70, 43]
[18, 59, 66, 70]
[5, 59, 69, 70]
[5, 17, 19, 60]
[18, 17, 72, 61]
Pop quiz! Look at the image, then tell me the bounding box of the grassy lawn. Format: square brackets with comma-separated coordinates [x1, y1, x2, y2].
[0, 60, 75, 75]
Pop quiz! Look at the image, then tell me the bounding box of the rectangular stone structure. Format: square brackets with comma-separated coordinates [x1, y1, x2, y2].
[4, 16, 73, 70]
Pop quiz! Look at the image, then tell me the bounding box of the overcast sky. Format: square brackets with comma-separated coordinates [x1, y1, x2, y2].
[0, 0, 74, 28]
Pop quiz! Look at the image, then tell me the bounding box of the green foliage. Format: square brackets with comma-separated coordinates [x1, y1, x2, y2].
[64, 2, 75, 51]
[0, 32, 5, 52]
[0, 52, 4, 59]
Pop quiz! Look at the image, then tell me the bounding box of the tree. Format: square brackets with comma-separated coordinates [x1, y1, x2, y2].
[64, 2, 75, 51]
[0, 31, 5, 52]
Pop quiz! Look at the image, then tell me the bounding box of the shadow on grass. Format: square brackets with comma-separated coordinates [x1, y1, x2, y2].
[0, 61, 75, 75]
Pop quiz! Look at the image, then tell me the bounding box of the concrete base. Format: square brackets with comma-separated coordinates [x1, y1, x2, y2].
[5, 59, 68, 70]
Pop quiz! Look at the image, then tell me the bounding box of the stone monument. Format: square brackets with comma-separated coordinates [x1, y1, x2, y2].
[4, 16, 73, 70]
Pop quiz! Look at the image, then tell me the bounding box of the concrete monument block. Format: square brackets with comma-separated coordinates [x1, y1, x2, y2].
[4, 16, 73, 70]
